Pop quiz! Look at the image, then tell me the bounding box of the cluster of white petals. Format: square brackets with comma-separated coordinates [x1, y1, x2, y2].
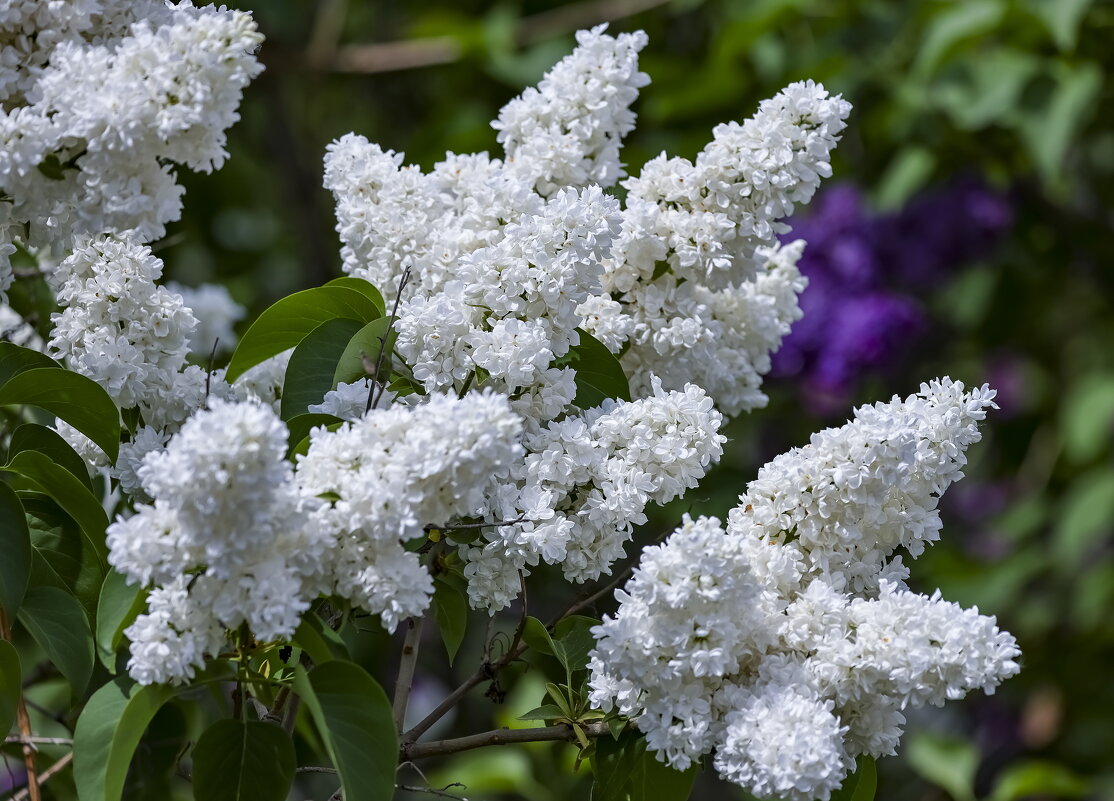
[108, 399, 330, 684]
[588, 380, 1021, 800]
[0, 1, 263, 300]
[296, 390, 525, 631]
[461, 378, 726, 610]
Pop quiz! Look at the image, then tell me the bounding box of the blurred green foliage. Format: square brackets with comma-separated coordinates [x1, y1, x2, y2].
[99, 1, 1114, 799]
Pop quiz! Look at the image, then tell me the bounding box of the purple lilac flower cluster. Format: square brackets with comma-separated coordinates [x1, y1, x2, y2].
[773, 179, 1011, 411]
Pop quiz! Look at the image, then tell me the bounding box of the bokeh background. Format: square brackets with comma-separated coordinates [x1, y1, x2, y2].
[137, 1, 1114, 799]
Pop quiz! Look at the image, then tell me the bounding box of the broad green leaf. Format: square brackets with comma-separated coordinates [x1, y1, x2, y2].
[0, 640, 20, 737]
[0, 482, 31, 615]
[875, 147, 936, 211]
[522, 616, 557, 658]
[551, 615, 601, 675]
[556, 329, 631, 409]
[915, 0, 1005, 76]
[280, 317, 365, 420]
[1027, 0, 1093, 51]
[332, 316, 398, 387]
[432, 573, 468, 665]
[285, 413, 344, 457]
[122, 703, 189, 801]
[517, 703, 570, 721]
[906, 732, 979, 801]
[193, 720, 296, 801]
[989, 760, 1088, 801]
[325, 277, 386, 316]
[8, 423, 93, 489]
[293, 611, 351, 665]
[1060, 374, 1114, 464]
[592, 730, 696, 801]
[0, 341, 59, 387]
[1053, 467, 1114, 567]
[73, 677, 184, 801]
[96, 570, 147, 672]
[936, 48, 1039, 131]
[294, 660, 397, 801]
[5, 450, 109, 568]
[1018, 62, 1102, 187]
[17, 584, 94, 696]
[26, 496, 104, 623]
[0, 367, 121, 461]
[831, 757, 878, 801]
[226, 286, 382, 382]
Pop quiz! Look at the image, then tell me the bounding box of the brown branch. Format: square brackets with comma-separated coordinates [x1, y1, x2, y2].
[11, 751, 71, 801]
[403, 722, 609, 761]
[392, 614, 425, 732]
[3, 737, 72, 747]
[325, 0, 671, 75]
[1, 609, 40, 801]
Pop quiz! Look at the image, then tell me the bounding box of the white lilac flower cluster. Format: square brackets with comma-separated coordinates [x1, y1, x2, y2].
[324, 26, 846, 417]
[0, 1, 262, 300]
[588, 380, 1021, 801]
[107, 398, 331, 685]
[109, 390, 527, 684]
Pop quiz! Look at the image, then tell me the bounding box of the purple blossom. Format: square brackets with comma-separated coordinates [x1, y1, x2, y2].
[773, 179, 1009, 407]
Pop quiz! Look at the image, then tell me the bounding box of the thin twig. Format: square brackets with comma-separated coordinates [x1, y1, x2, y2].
[397, 783, 468, 799]
[328, 0, 671, 74]
[296, 765, 338, 774]
[367, 266, 410, 413]
[3, 737, 73, 747]
[204, 337, 220, 399]
[1, 610, 40, 801]
[403, 722, 610, 761]
[422, 515, 527, 535]
[392, 614, 426, 733]
[10, 751, 71, 801]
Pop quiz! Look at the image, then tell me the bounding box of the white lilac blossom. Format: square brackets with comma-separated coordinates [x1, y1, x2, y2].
[326, 30, 847, 418]
[48, 235, 197, 414]
[166, 281, 245, 355]
[588, 380, 1020, 800]
[0, 2, 262, 268]
[296, 390, 525, 631]
[460, 379, 726, 610]
[493, 24, 650, 196]
[109, 399, 330, 684]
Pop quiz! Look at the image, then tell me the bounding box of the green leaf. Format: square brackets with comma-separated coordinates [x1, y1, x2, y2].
[8, 423, 93, 489]
[4, 450, 109, 568]
[432, 573, 468, 665]
[551, 615, 600, 675]
[517, 703, 570, 722]
[0, 341, 59, 387]
[0, 367, 121, 461]
[226, 286, 382, 382]
[293, 610, 351, 665]
[1027, 0, 1093, 51]
[279, 317, 365, 420]
[1060, 374, 1114, 464]
[96, 570, 147, 672]
[1018, 61, 1102, 187]
[17, 584, 94, 696]
[592, 730, 697, 801]
[522, 616, 557, 658]
[1053, 467, 1114, 567]
[285, 413, 344, 457]
[325, 277, 386, 316]
[294, 660, 397, 801]
[332, 316, 398, 387]
[555, 330, 631, 409]
[0, 482, 31, 616]
[122, 703, 189, 801]
[26, 496, 104, 623]
[73, 677, 184, 801]
[989, 760, 1089, 801]
[874, 147, 936, 210]
[0, 640, 20, 737]
[831, 757, 878, 801]
[915, 0, 1005, 76]
[192, 720, 296, 801]
[906, 732, 979, 801]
